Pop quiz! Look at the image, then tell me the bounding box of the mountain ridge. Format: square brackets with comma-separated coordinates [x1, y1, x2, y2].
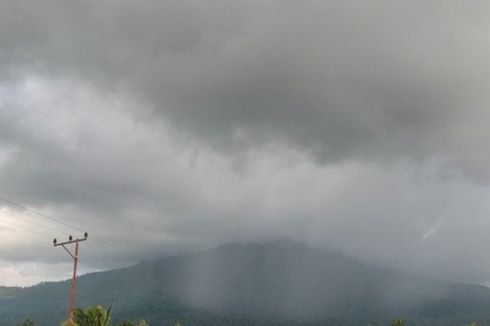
[1, 239, 490, 325]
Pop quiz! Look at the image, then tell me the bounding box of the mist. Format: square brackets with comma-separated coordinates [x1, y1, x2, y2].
[1, 0, 490, 290]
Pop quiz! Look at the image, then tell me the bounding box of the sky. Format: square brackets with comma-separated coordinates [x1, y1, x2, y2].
[1, 0, 490, 286]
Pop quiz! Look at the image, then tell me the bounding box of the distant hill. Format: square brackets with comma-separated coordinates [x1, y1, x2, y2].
[1, 240, 490, 325]
[0, 286, 20, 300]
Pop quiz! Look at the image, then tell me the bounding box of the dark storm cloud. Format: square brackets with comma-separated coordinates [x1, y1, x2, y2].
[2, 0, 490, 176]
[1, 1, 490, 285]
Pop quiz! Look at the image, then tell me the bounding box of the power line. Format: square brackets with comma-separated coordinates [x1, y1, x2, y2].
[0, 197, 84, 233]
[0, 209, 63, 238]
[0, 196, 139, 263]
[0, 214, 50, 239]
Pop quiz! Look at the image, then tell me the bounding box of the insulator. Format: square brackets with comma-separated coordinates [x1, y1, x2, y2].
[69, 235, 73, 241]
[84, 232, 88, 239]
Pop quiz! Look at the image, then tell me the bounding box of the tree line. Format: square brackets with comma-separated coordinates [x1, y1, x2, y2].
[13, 306, 484, 326]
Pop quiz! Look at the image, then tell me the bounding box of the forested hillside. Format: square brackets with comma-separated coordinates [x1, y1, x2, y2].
[1, 240, 490, 325]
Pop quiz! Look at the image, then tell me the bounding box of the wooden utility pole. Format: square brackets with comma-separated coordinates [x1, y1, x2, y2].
[53, 232, 88, 326]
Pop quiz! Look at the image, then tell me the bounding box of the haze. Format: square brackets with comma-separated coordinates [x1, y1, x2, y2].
[1, 0, 490, 287]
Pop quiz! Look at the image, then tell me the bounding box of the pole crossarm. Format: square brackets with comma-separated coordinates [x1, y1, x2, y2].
[55, 237, 87, 259]
[54, 237, 87, 246]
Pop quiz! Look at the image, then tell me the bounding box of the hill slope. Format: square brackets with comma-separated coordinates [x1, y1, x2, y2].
[1, 240, 490, 325]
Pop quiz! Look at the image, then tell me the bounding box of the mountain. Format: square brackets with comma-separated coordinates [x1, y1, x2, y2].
[0, 286, 20, 300]
[1, 240, 490, 325]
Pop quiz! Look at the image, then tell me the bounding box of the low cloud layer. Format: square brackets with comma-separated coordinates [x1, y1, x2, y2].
[1, 1, 490, 285]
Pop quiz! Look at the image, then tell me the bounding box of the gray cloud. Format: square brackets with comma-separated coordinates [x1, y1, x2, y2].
[1, 1, 490, 285]
[2, 1, 490, 174]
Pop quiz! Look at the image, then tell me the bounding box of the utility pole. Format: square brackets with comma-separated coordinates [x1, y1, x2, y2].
[53, 232, 88, 326]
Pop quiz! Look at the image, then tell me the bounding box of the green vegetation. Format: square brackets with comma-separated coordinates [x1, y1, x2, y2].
[9, 305, 487, 326]
[15, 319, 34, 326]
[13, 314, 490, 326]
[63, 305, 148, 326]
[390, 320, 405, 326]
[4, 241, 490, 325]
[69, 305, 112, 326]
[117, 321, 148, 326]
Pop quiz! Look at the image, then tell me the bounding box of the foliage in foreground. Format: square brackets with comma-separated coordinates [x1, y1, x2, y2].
[15, 319, 34, 326]
[14, 313, 487, 326]
[62, 305, 148, 326]
[11, 306, 485, 326]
